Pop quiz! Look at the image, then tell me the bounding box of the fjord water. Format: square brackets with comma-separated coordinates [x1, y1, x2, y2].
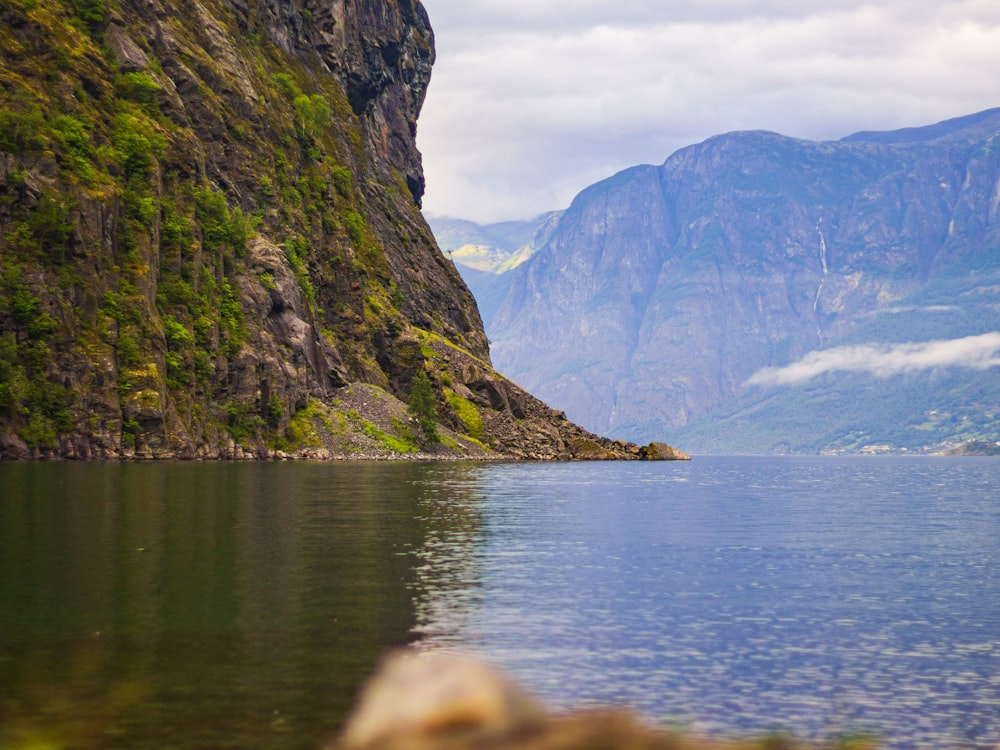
[1, 458, 998, 749]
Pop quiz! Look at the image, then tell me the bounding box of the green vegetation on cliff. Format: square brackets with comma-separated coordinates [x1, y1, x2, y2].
[0, 0, 671, 461]
[0, 0, 465, 457]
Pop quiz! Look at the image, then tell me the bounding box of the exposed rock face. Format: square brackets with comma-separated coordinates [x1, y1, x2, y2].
[254, 0, 435, 207]
[0, 0, 673, 460]
[468, 109, 1000, 452]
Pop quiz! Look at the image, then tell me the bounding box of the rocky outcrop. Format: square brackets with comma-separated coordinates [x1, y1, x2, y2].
[0, 0, 673, 460]
[417, 331, 682, 460]
[945, 440, 1000, 457]
[252, 0, 434, 203]
[334, 650, 822, 750]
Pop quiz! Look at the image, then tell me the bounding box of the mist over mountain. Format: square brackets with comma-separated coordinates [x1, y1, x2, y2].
[435, 109, 1000, 454]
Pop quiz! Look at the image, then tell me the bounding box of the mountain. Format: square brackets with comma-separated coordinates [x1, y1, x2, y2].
[449, 109, 1000, 454]
[427, 212, 562, 329]
[0, 0, 673, 460]
[426, 213, 559, 273]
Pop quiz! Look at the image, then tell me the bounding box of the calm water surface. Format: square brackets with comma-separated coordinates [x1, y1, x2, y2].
[1, 457, 998, 749]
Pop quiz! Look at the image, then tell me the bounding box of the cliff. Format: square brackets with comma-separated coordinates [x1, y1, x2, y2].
[446, 110, 1000, 453]
[0, 0, 674, 460]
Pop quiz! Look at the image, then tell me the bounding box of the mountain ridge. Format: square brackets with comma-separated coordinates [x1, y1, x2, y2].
[436, 108, 1000, 454]
[841, 106, 1000, 145]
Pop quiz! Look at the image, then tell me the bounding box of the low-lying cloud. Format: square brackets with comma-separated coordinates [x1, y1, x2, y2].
[747, 332, 1000, 386]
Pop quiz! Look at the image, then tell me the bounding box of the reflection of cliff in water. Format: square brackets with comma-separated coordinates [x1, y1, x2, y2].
[0, 462, 473, 749]
[407, 464, 488, 648]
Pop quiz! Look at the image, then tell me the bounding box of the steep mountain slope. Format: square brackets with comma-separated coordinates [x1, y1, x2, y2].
[0, 0, 666, 460]
[466, 109, 1000, 453]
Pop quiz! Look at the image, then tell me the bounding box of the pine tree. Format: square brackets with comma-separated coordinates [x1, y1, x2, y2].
[408, 369, 439, 444]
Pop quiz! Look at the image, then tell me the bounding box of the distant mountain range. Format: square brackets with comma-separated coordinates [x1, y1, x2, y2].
[429, 108, 1000, 454]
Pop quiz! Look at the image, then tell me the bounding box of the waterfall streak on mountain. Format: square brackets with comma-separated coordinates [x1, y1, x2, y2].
[814, 219, 829, 347]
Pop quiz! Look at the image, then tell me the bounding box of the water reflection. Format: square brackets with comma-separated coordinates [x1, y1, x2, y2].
[0, 462, 487, 750]
[413, 458, 1000, 750]
[407, 464, 488, 646]
[4, 458, 999, 749]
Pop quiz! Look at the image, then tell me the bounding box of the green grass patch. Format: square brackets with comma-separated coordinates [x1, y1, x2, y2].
[445, 388, 483, 441]
[345, 409, 418, 453]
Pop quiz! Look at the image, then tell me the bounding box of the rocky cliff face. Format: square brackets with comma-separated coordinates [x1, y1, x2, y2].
[468, 109, 1000, 452]
[0, 0, 670, 460]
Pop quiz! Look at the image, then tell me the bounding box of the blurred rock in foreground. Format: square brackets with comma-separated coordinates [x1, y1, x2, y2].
[333, 650, 873, 750]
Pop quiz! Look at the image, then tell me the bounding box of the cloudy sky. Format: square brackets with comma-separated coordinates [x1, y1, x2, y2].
[416, 0, 1000, 223]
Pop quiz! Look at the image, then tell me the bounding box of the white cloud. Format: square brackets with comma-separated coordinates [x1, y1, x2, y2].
[879, 305, 960, 314]
[417, 0, 1000, 222]
[746, 332, 1000, 386]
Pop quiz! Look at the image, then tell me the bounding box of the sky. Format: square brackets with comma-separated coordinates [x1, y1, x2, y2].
[416, 0, 1000, 224]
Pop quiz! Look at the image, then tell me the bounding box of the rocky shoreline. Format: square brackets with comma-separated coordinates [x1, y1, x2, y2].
[1, 374, 689, 462]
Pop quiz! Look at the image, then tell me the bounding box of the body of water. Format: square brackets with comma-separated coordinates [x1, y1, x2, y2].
[1, 457, 998, 748]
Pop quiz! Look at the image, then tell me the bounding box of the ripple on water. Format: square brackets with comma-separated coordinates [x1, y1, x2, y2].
[412, 457, 1000, 750]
